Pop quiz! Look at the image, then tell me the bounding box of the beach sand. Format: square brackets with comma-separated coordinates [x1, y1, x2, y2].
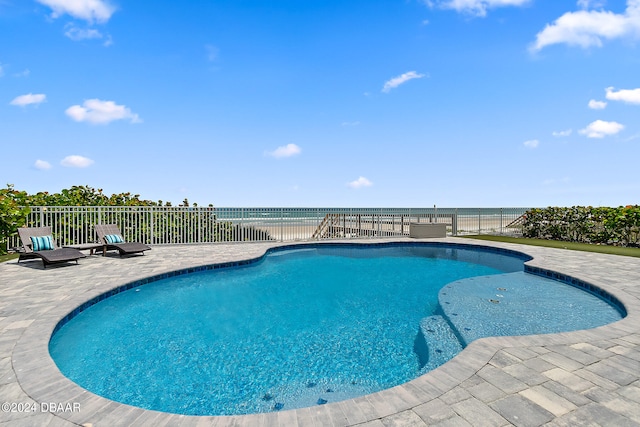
[249, 215, 519, 241]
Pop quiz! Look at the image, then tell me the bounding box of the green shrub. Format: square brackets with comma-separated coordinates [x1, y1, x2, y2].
[0, 185, 30, 254]
[3, 184, 273, 248]
[523, 205, 640, 247]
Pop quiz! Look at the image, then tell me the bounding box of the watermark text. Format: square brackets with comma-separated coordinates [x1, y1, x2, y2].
[2, 402, 81, 413]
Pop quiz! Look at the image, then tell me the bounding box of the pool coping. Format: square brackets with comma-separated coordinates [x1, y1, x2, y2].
[3, 237, 640, 426]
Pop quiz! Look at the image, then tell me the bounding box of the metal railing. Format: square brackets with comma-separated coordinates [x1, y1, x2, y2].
[6, 206, 529, 249]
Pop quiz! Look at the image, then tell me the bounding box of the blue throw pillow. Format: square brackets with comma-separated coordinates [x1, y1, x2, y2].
[30, 235, 54, 251]
[104, 234, 124, 244]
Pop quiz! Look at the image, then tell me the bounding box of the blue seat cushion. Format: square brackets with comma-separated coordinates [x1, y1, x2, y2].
[104, 234, 124, 244]
[30, 235, 54, 251]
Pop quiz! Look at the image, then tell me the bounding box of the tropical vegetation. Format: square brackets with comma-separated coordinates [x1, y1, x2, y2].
[522, 206, 640, 247]
[0, 184, 269, 254]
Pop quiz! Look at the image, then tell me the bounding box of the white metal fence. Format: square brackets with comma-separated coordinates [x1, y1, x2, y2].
[6, 206, 529, 249]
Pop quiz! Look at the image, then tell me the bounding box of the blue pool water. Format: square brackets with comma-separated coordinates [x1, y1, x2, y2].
[49, 244, 623, 416]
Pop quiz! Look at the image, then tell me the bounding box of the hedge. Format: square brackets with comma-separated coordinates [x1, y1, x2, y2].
[522, 206, 640, 247]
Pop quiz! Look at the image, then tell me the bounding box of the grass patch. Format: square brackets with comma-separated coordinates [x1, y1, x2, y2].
[0, 253, 19, 263]
[460, 235, 640, 258]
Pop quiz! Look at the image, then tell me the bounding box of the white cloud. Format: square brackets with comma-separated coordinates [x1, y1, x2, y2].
[624, 132, 640, 142]
[425, 0, 531, 17]
[577, 0, 606, 9]
[543, 176, 570, 185]
[531, 0, 640, 51]
[34, 160, 52, 170]
[347, 176, 373, 189]
[552, 129, 573, 137]
[588, 99, 607, 109]
[36, 0, 115, 23]
[266, 143, 301, 158]
[64, 25, 103, 41]
[205, 44, 219, 62]
[14, 69, 30, 78]
[606, 86, 640, 104]
[382, 71, 426, 93]
[65, 99, 141, 124]
[579, 119, 624, 138]
[523, 139, 539, 148]
[0, 63, 4, 77]
[10, 93, 46, 107]
[60, 155, 94, 168]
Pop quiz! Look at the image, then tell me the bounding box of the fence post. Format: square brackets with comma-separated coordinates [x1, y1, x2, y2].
[150, 206, 155, 245]
[453, 209, 458, 236]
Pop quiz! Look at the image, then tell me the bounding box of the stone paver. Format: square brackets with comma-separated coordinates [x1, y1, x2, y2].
[2, 237, 640, 426]
[490, 395, 555, 427]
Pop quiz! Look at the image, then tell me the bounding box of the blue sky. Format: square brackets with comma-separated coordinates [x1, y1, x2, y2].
[1, 0, 639, 207]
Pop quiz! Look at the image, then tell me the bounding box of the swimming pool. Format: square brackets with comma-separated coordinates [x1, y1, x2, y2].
[48, 243, 623, 416]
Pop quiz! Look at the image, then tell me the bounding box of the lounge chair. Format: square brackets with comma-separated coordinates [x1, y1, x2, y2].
[94, 224, 151, 257]
[17, 226, 86, 268]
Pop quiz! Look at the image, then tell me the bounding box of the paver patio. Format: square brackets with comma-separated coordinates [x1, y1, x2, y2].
[1, 237, 639, 426]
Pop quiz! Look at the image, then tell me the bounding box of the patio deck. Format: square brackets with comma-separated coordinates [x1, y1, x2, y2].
[1, 237, 639, 426]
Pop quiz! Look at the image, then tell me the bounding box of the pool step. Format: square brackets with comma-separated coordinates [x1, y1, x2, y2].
[413, 315, 464, 372]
